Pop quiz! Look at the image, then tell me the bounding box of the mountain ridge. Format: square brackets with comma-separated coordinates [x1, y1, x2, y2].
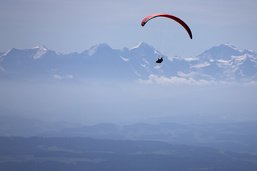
[1, 43, 257, 83]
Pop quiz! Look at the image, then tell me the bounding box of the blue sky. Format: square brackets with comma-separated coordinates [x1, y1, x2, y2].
[1, 0, 257, 57]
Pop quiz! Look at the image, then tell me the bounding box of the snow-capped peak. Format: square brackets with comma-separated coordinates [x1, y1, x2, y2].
[223, 43, 241, 52]
[1, 48, 13, 57]
[129, 42, 154, 51]
[33, 45, 48, 59]
[197, 44, 242, 61]
[86, 43, 112, 56]
[33, 45, 47, 50]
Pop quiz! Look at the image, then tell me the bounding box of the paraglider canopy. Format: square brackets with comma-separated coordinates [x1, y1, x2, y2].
[141, 13, 193, 39]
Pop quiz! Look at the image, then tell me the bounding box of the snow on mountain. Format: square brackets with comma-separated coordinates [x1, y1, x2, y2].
[128, 42, 162, 59]
[197, 44, 242, 61]
[0, 46, 61, 79]
[120, 42, 168, 78]
[85, 43, 114, 56]
[33, 45, 48, 59]
[188, 44, 257, 82]
[0, 43, 257, 83]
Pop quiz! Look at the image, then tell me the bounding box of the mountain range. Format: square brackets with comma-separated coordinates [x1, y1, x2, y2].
[1, 43, 257, 83]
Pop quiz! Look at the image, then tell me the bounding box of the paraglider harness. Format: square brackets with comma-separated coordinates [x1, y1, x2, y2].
[156, 57, 163, 63]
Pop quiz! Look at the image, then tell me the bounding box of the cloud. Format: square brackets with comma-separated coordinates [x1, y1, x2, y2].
[190, 62, 210, 69]
[138, 74, 257, 87]
[53, 74, 74, 80]
[138, 74, 215, 86]
[177, 71, 213, 80]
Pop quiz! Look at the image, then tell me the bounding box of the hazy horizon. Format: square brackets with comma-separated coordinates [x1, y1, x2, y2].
[1, 1, 257, 170]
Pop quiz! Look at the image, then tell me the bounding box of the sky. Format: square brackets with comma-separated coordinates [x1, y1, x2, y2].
[1, 0, 257, 124]
[1, 0, 257, 57]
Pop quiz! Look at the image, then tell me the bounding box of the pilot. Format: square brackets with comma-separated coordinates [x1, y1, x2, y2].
[156, 57, 163, 63]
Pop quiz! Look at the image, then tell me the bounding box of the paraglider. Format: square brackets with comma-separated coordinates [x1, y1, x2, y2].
[141, 13, 193, 39]
[141, 13, 193, 63]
